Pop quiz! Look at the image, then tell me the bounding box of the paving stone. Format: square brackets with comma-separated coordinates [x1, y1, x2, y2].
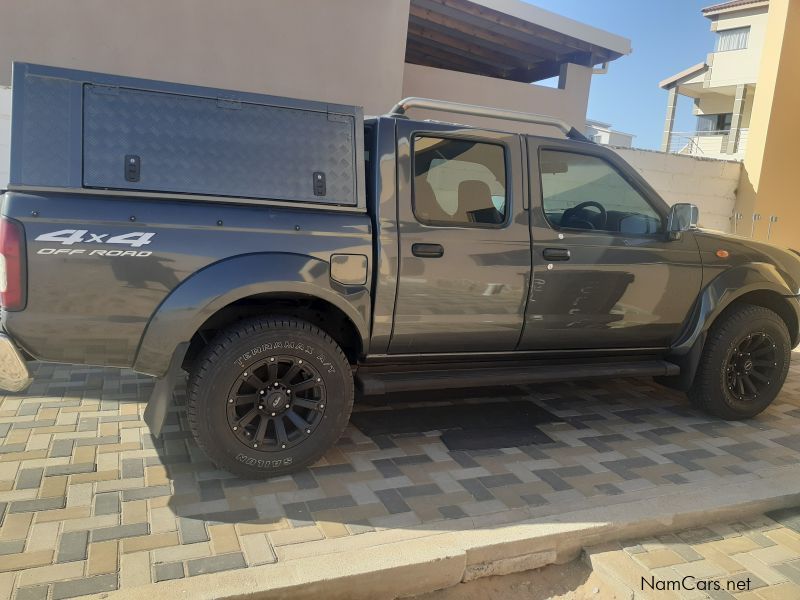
[51, 574, 118, 600]
[153, 562, 185, 582]
[14, 586, 49, 600]
[290, 470, 318, 490]
[49, 439, 75, 458]
[677, 527, 724, 545]
[0, 539, 26, 555]
[457, 478, 494, 501]
[16, 468, 44, 490]
[90, 523, 149, 543]
[94, 492, 121, 516]
[438, 505, 467, 519]
[121, 459, 144, 479]
[374, 489, 411, 514]
[57, 530, 89, 562]
[397, 483, 442, 498]
[186, 552, 246, 576]
[121, 485, 171, 501]
[9, 497, 66, 513]
[44, 463, 96, 477]
[179, 517, 209, 544]
[372, 459, 403, 478]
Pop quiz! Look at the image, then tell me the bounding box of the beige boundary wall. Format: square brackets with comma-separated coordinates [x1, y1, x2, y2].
[611, 147, 741, 233]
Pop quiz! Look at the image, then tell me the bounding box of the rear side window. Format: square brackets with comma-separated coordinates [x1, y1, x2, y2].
[539, 150, 663, 235]
[412, 136, 507, 227]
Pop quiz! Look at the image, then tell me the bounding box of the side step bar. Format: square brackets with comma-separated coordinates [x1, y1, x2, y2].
[356, 360, 679, 396]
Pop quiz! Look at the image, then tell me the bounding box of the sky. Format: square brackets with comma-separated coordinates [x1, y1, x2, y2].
[528, 0, 717, 149]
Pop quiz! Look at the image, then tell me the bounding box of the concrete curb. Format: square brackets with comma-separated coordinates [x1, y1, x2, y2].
[88, 464, 800, 600]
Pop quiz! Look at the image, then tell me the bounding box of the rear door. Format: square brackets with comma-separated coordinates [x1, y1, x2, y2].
[388, 120, 530, 354]
[519, 138, 703, 350]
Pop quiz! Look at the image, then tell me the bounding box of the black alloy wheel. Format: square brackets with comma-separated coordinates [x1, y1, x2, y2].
[226, 355, 326, 451]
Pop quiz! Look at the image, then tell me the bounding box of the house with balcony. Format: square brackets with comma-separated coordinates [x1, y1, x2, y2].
[659, 0, 769, 159]
[585, 119, 635, 147]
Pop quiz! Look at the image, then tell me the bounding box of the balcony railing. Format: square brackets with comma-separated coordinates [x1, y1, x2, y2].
[668, 129, 748, 158]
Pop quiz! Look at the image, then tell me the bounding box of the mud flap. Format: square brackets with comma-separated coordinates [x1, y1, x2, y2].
[655, 332, 706, 392]
[143, 342, 189, 437]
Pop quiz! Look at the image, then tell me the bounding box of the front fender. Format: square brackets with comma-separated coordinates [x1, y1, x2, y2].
[674, 262, 799, 354]
[133, 252, 370, 377]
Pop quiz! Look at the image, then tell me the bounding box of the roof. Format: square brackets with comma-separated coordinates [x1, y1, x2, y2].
[405, 0, 631, 83]
[659, 62, 708, 89]
[702, 0, 769, 16]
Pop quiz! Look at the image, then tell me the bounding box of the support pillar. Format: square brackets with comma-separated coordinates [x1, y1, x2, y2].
[660, 87, 678, 152]
[726, 83, 747, 154]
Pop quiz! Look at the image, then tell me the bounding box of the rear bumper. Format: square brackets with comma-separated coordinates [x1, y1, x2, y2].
[0, 333, 32, 392]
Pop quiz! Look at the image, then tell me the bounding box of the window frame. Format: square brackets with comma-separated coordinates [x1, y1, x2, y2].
[410, 133, 511, 229]
[536, 146, 667, 238]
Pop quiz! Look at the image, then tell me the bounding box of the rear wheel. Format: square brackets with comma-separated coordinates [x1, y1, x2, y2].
[688, 304, 790, 419]
[187, 317, 353, 478]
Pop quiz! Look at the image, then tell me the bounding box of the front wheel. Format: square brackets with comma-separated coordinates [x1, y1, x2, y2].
[688, 304, 791, 419]
[187, 317, 353, 478]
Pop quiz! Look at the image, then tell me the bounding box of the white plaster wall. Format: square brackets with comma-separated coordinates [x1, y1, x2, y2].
[0, 87, 10, 190]
[708, 7, 769, 88]
[401, 63, 592, 135]
[611, 147, 741, 233]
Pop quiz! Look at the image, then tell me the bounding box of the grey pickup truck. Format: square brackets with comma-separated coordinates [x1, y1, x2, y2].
[2, 64, 799, 478]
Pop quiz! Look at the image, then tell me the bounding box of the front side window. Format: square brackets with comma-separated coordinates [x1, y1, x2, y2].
[539, 150, 663, 235]
[413, 136, 507, 227]
[716, 26, 749, 52]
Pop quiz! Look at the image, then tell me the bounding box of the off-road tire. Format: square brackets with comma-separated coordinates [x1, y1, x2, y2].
[688, 304, 790, 419]
[187, 317, 353, 478]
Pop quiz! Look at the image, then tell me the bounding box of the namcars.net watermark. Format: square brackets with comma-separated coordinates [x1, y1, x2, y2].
[643, 575, 752, 593]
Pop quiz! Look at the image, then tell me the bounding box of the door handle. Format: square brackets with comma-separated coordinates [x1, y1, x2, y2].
[542, 247, 570, 261]
[412, 243, 444, 258]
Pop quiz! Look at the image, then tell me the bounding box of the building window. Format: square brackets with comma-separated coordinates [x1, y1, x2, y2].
[412, 136, 507, 227]
[697, 113, 733, 133]
[715, 27, 749, 52]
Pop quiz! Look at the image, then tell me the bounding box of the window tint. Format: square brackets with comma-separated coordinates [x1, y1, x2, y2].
[413, 136, 507, 226]
[539, 150, 663, 235]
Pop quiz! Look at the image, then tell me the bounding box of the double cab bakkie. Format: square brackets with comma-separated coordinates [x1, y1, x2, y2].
[1, 63, 799, 478]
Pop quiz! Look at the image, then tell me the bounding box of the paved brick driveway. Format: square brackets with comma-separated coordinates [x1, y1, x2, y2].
[2, 355, 800, 599]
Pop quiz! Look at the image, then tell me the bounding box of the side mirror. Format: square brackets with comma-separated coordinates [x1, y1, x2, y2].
[667, 203, 699, 239]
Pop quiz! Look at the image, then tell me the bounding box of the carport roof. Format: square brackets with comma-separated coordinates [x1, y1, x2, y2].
[406, 0, 631, 83]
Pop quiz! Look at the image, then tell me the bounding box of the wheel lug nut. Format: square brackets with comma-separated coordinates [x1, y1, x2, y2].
[281, 444, 286, 449]
[274, 382, 279, 387]
[228, 399, 233, 403]
[259, 405, 264, 410]
[286, 390, 291, 395]
[233, 426, 238, 431]
[253, 444, 258, 448]
[259, 390, 265, 395]
[316, 378, 321, 382]
[306, 429, 311, 434]
[285, 404, 290, 409]
[299, 360, 303, 364]
[270, 357, 275, 362]
[271, 412, 276, 417]
[243, 372, 248, 377]
[320, 404, 325, 409]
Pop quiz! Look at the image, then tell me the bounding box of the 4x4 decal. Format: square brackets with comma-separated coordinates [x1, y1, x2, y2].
[34, 229, 155, 257]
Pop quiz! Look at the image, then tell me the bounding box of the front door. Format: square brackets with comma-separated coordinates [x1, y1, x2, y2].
[519, 139, 703, 351]
[388, 121, 530, 354]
